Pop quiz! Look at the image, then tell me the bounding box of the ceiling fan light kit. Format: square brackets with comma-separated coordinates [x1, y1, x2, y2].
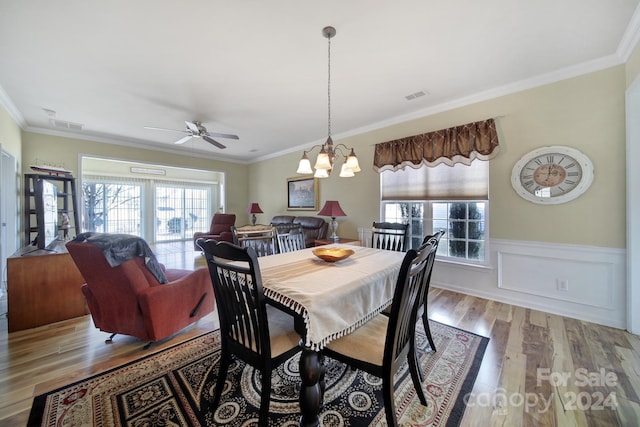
[296, 26, 361, 178]
[144, 121, 238, 150]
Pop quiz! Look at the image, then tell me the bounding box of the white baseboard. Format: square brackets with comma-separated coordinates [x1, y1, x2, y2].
[430, 238, 626, 329]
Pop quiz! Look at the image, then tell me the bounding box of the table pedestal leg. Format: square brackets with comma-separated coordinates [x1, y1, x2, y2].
[299, 345, 322, 427]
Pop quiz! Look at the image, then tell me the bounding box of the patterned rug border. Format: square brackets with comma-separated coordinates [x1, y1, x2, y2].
[28, 321, 489, 426]
[445, 324, 488, 427]
[26, 332, 209, 426]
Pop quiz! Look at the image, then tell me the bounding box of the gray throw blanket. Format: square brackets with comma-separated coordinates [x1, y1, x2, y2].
[72, 232, 167, 284]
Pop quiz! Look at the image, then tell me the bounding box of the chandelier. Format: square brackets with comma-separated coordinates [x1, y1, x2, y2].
[296, 26, 361, 178]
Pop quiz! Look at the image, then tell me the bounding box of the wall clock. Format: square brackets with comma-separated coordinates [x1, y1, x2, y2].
[511, 146, 594, 205]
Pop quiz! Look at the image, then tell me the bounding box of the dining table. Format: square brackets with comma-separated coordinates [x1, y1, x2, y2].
[257, 244, 406, 427]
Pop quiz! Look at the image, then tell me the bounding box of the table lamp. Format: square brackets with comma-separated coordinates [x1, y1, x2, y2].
[246, 202, 263, 226]
[317, 200, 346, 242]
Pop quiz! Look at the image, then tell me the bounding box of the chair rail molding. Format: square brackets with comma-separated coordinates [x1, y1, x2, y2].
[429, 238, 626, 329]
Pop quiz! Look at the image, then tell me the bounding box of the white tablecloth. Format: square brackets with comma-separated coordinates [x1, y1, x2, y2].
[258, 245, 405, 350]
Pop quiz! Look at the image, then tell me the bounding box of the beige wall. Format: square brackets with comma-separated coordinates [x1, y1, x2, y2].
[13, 63, 629, 249]
[626, 42, 640, 88]
[0, 107, 21, 164]
[21, 132, 250, 217]
[250, 65, 627, 248]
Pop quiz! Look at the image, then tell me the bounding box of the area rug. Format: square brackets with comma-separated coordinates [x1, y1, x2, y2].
[28, 321, 488, 426]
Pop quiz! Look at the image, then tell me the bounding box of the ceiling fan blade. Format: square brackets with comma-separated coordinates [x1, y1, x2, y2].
[144, 126, 188, 134]
[203, 135, 226, 149]
[174, 135, 193, 145]
[204, 131, 239, 140]
[185, 121, 200, 133]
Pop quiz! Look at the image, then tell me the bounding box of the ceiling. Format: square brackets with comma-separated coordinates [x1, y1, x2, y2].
[1, 1, 639, 164]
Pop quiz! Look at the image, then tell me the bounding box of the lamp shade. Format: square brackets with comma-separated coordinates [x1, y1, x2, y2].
[339, 163, 354, 177]
[314, 168, 329, 178]
[246, 203, 264, 214]
[346, 148, 361, 172]
[314, 151, 332, 170]
[317, 200, 346, 217]
[297, 156, 313, 174]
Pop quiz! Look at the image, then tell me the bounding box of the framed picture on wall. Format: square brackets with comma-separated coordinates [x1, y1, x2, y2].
[287, 176, 318, 210]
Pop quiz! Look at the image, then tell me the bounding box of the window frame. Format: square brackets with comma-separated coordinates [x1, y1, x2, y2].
[154, 183, 212, 242]
[81, 178, 144, 237]
[80, 156, 226, 244]
[380, 199, 490, 267]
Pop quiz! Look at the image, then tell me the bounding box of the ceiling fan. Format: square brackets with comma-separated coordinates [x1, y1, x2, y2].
[144, 121, 239, 149]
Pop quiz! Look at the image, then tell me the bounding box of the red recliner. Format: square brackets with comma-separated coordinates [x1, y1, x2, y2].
[66, 240, 215, 346]
[193, 213, 236, 250]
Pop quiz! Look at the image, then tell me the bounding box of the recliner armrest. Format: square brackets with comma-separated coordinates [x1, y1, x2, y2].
[137, 268, 215, 341]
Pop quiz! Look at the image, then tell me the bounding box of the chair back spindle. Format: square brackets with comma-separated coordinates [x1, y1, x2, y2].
[371, 222, 409, 252]
[276, 224, 306, 253]
[231, 225, 277, 257]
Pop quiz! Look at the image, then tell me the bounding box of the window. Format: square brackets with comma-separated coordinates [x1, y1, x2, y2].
[381, 201, 487, 263]
[82, 180, 143, 235]
[432, 201, 486, 260]
[81, 157, 222, 244]
[383, 202, 424, 249]
[380, 161, 489, 264]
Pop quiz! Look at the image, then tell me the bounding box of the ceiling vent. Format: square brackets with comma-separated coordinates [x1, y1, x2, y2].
[405, 90, 427, 101]
[49, 118, 84, 131]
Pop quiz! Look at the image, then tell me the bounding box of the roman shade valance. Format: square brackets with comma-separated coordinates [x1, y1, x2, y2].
[373, 118, 500, 172]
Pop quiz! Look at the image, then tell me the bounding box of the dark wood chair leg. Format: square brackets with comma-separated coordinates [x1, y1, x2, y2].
[408, 349, 428, 406]
[259, 366, 272, 426]
[383, 376, 398, 427]
[210, 350, 230, 410]
[423, 313, 436, 352]
[410, 335, 426, 384]
[105, 333, 116, 344]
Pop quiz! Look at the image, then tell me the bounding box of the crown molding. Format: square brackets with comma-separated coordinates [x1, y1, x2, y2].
[23, 125, 248, 165]
[0, 84, 26, 128]
[618, 3, 640, 62]
[253, 53, 624, 165]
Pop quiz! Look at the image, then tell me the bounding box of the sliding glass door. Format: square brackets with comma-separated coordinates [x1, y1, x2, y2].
[82, 176, 216, 244]
[155, 185, 210, 242]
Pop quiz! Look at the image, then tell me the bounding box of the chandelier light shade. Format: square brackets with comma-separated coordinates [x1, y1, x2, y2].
[246, 202, 264, 225]
[296, 26, 361, 178]
[317, 200, 347, 242]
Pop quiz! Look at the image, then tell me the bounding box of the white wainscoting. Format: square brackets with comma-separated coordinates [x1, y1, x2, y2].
[435, 239, 626, 329]
[357, 228, 627, 329]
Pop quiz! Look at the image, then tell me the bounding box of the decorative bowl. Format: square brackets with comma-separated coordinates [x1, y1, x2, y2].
[312, 247, 355, 263]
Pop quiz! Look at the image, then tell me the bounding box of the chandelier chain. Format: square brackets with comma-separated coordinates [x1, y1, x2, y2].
[327, 32, 331, 138]
[295, 26, 360, 178]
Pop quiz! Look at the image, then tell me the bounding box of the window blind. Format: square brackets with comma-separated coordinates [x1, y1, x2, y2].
[380, 160, 489, 201]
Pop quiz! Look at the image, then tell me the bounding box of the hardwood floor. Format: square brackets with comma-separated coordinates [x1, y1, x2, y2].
[1, 242, 639, 426]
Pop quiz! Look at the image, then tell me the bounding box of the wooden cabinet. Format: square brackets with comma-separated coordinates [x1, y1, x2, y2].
[7, 242, 88, 332]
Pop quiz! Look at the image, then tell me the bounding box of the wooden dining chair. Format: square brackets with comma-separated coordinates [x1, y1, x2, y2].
[371, 221, 409, 251]
[409, 232, 442, 383]
[231, 225, 278, 256]
[416, 230, 445, 354]
[197, 238, 301, 426]
[321, 241, 435, 427]
[275, 223, 306, 253]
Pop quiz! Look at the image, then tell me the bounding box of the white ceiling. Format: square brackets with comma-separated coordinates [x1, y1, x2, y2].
[1, 1, 639, 164]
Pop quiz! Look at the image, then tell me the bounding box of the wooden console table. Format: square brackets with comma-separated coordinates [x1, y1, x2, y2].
[7, 241, 88, 332]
